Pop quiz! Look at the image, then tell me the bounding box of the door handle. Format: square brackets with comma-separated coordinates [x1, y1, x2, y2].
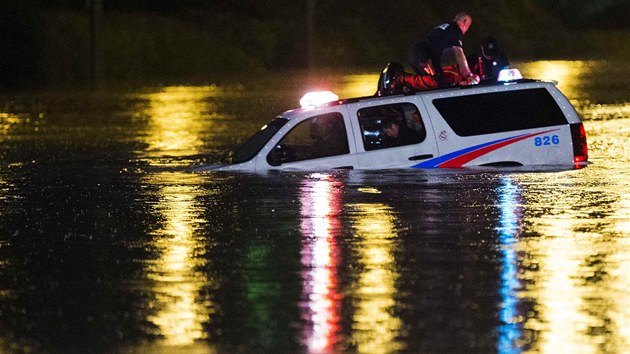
[409, 154, 434, 161]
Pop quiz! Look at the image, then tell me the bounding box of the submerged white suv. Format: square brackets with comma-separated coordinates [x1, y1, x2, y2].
[196, 70, 588, 171]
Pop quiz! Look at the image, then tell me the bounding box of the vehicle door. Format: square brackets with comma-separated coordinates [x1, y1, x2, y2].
[263, 108, 358, 170]
[346, 97, 439, 169]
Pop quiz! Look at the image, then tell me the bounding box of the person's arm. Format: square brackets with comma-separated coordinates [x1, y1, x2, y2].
[452, 46, 472, 77]
[453, 46, 479, 84]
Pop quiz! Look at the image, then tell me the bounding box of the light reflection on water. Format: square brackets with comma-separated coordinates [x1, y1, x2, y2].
[114, 61, 630, 353]
[0, 112, 29, 134]
[512, 167, 630, 353]
[580, 103, 630, 121]
[135, 88, 212, 345]
[496, 177, 524, 354]
[142, 172, 208, 346]
[336, 74, 380, 98]
[586, 118, 630, 163]
[135, 86, 222, 166]
[517, 60, 596, 99]
[348, 202, 402, 354]
[299, 174, 343, 352]
[0, 60, 629, 353]
[119, 60, 630, 353]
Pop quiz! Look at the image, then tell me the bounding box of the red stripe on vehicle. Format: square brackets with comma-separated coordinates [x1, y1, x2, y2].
[438, 130, 558, 168]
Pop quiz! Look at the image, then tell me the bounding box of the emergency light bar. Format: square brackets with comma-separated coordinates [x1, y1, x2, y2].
[497, 68, 523, 82]
[300, 91, 339, 108]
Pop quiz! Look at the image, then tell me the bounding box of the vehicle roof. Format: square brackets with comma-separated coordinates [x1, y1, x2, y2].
[282, 79, 553, 120]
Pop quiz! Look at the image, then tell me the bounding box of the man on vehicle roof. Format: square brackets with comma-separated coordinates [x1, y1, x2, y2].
[407, 12, 478, 88]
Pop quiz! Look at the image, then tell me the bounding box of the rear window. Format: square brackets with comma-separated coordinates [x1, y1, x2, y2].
[432, 88, 568, 136]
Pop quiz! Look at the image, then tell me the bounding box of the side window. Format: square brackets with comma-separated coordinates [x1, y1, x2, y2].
[433, 88, 568, 136]
[357, 103, 426, 151]
[266, 112, 349, 166]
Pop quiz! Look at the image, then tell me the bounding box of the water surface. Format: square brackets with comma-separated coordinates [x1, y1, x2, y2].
[0, 60, 629, 353]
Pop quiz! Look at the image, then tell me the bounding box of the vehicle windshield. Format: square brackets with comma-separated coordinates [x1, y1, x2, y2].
[223, 117, 289, 164]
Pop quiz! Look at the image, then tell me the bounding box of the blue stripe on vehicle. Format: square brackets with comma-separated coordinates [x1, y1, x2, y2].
[411, 134, 527, 168]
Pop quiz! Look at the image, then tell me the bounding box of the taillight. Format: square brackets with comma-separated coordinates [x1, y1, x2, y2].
[570, 123, 588, 164]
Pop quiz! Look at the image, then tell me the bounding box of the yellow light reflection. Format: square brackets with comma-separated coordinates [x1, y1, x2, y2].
[144, 172, 208, 347]
[300, 175, 343, 352]
[349, 203, 402, 354]
[521, 174, 630, 354]
[0, 177, 8, 268]
[138, 86, 221, 166]
[584, 118, 630, 164]
[518, 60, 596, 99]
[609, 244, 630, 351]
[0, 112, 25, 133]
[527, 217, 596, 353]
[338, 74, 381, 98]
[134, 88, 220, 349]
[580, 104, 630, 121]
[599, 156, 630, 352]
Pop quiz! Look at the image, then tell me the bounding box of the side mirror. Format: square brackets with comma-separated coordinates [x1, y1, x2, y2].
[267, 144, 285, 166]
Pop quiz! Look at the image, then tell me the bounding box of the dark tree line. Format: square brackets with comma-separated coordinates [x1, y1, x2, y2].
[1, 0, 629, 88]
[0, 1, 45, 88]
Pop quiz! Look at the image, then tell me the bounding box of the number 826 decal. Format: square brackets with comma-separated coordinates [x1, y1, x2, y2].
[534, 135, 560, 146]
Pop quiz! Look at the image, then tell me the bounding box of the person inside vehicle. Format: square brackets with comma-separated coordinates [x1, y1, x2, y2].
[406, 12, 479, 88]
[467, 37, 509, 83]
[381, 115, 421, 148]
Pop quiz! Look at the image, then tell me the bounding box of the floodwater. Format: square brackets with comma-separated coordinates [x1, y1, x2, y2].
[0, 60, 629, 353]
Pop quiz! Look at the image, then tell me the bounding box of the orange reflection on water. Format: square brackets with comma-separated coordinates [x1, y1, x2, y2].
[299, 174, 343, 352]
[144, 172, 209, 347]
[349, 202, 403, 354]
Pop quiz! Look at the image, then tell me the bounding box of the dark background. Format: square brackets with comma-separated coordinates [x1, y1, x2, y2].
[2, 0, 629, 88]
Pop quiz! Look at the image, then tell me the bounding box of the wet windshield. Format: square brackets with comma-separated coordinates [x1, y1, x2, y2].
[224, 117, 289, 164]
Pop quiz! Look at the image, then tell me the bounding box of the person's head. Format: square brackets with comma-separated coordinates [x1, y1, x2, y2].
[454, 12, 472, 34]
[381, 116, 400, 138]
[481, 37, 499, 59]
